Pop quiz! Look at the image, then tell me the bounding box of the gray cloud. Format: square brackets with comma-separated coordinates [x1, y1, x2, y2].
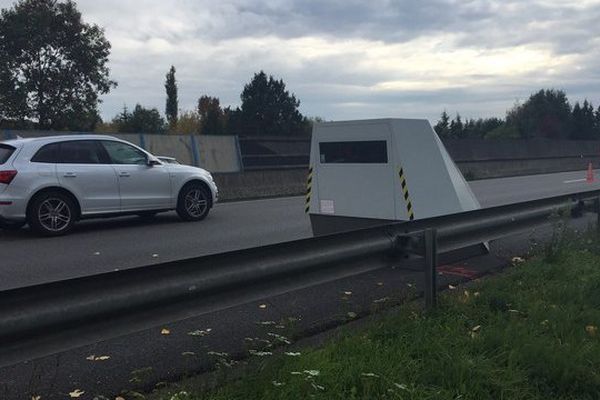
[1, 0, 600, 123]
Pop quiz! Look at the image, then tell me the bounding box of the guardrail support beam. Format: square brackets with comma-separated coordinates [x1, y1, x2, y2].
[424, 228, 438, 309]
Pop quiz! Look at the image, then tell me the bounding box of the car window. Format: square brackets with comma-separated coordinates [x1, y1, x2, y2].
[31, 143, 61, 163]
[101, 140, 147, 165]
[0, 144, 15, 164]
[59, 141, 103, 164]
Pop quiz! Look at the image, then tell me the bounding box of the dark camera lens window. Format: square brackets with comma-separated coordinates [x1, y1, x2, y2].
[319, 141, 388, 164]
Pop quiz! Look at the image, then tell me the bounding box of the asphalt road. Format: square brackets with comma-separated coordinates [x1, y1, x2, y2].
[1, 168, 599, 290]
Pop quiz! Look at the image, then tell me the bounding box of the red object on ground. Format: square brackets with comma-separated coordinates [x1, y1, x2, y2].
[587, 162, 595, 183]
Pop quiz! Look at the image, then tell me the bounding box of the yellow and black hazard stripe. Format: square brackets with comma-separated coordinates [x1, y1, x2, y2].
[305, 166, 313, 213]
[399, 167, 415, 221]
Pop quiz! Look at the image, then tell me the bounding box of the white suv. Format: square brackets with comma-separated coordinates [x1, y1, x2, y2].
[0, 135, 218, 236]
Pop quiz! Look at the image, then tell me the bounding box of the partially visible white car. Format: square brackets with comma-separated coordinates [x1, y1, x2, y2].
[157, 156, 180, 164]
[0, 135, 218, 236]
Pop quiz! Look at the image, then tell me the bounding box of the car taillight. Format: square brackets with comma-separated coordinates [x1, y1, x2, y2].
[0, 170, 17, 184]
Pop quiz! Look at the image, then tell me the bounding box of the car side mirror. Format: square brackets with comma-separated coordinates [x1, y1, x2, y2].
[147, 157, 161, 166]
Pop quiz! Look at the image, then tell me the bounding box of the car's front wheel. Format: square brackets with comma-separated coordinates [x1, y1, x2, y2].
[28, 191, 77, 236]
[176, 183, 211, 221]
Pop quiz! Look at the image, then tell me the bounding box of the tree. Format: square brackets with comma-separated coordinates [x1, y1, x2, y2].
[433, 110, 450, 137]
[165, 65, 178, 129]
[462, 117, 503, 138]
[484, 123, 520, 139]
[223, 106, 242, 135]
[240, 71, 306, 136]
[112, 104, 166, 134]
[197, 95, 224, 135]
[596, 106, 600, 137]
[171, 110, 201, 135]
[570, 99, 596, 140]
[0, 0, 116, 130]
[506, 89, 572, 139]
[449, 113, 464, 138]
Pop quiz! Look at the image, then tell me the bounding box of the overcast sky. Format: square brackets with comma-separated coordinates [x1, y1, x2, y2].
[4, 0, 600, 122]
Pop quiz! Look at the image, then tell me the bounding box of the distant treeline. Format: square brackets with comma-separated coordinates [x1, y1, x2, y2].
[95, 70, 315, 137]
[435, 89, 600, 140]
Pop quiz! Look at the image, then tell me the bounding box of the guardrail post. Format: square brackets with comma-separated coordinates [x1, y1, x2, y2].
[424, 228, 438, 309]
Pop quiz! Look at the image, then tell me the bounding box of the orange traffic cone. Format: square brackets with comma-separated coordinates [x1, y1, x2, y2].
[587, 162, 595, 183]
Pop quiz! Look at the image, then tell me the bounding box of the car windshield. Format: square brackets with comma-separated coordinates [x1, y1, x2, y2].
[0, 144, 15, 164]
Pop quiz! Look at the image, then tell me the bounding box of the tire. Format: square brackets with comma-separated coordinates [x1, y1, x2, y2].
[28, 191, 77, 236]
[0, 219, 26, 231]
[176, 183, 211, 221]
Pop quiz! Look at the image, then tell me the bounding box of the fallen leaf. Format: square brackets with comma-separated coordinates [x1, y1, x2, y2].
[347, 312, 357, 319]
[285, 352, 301, 357]
[474, 292, 480, 297]
[472, 325, 481, 332]
[257, 321, 276, 326]
[249, 350, 273, 356]
[586, 325, 598, 336]
[267, 332, 291, 344]
[259, 304, 267, 309]
[343, 291, 352, 296]
[361, 372, 379, 378]
[152, 254, 159, 258]
[373, 297, 389, 304]
[86, 354, 110, 361]
[304, 370, 320, 376]
[394, 383, 409, 391]
[512, 256, 525, 264]
[272, 381, 285, 387]
[448, 284, 457, 290]
[188, 329, 211, 336]
[181, 352, 196, 356]
[69, 389, 85, 398]
[115, 397, 126, 400]
[161, 328, 171, 335]
[31, 396, 41, 400]
[311, 382, 325, 391]
[376, 282, 384, 286]
[207, 351, 228, 357]
[93, 252, 100, 256]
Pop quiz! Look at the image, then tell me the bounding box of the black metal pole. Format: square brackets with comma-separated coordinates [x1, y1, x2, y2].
[424, 228, 438, 309]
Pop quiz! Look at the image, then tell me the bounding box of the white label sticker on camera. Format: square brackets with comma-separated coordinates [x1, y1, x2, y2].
[320, 200, 335, 214]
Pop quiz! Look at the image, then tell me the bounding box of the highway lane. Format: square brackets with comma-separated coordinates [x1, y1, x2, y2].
[1, 168, 599, 290]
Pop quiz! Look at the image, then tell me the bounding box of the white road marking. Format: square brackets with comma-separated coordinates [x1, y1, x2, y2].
[564, 178, 587, 184]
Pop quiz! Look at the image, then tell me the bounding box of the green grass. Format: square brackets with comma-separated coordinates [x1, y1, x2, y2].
[156, 233, 600, 400]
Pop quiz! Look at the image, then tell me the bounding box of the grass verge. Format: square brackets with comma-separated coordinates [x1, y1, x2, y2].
[154, 233, 600, 400]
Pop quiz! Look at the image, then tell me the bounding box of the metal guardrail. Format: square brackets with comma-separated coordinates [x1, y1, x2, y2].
[1, 189, 600, 367]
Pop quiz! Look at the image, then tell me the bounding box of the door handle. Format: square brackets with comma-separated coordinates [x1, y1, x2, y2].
[63, 172, 77, 178]
[119, 172, 131, 177]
